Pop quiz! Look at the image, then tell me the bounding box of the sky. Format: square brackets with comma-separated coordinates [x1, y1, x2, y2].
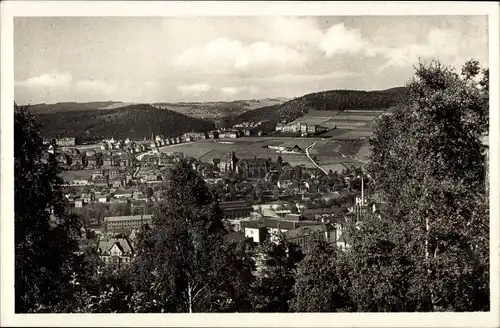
[14, 16, 488, 104]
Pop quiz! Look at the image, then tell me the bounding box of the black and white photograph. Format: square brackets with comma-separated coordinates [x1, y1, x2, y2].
[1, 1, 499, 327]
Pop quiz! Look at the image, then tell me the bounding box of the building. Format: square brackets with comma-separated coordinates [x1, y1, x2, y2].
[301, 207, 344, 221]
[56, 137, 76, 147]
[208, 131, 219, 139]
[220, 200, 254, 219]
[281, 123, 301, 133]
[104, 214, 153, 232]
[219, 151, 238, 172]
[87, 153, 101, 168]
[224, 231, 252, 244]
[219, 130, 239, 139]
[70, 153, 86, 167]
[184, 132, 208, 141]
[68, 179, 89, 186]
[82, 193, 91, 203]
[284, 224, 336, 253]
[277, 180, 294, 189]
[107, 168, 120, 180]
[158, 153, 174, 166]
[97, 236, 135, 266]
[118, 153, 132, 167]
[236, 158, 270, 180]
[307, 124, 317, 134]
[141, 154, 158, 166]
[241, 221, 267, 243]
[56, 153, 70, 166]
[98, 195, 110, 203]
[102, 153, 114, 167]
[334, 221, 351, 250]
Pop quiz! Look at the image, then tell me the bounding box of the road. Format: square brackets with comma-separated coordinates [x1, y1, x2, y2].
[305, 141, 329, 175]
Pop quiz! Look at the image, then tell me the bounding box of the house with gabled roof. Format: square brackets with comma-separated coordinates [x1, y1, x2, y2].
[97, 236, 135, 266]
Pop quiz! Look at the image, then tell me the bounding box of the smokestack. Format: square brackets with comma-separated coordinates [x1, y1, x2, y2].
[361, 175, 364, 208]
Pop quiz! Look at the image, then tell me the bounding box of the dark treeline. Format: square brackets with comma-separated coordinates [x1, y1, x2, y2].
[228, 88, 407, 132]
[14, 60, 489, 313]
[226, 104, 281, 131]
[277, 88, 408, 122]
[35, 104, 215, 141]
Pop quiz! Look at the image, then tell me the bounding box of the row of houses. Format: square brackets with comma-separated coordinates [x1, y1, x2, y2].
[101, 138, 150, 154]
[44, 149, 138, 169]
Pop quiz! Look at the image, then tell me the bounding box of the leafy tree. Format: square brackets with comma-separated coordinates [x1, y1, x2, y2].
[291, 235, 350, 312]
[145, 187, 154, 198]
[131, 160, 254, 312]
[367, 59, 489, 311]
[253, 235, 303, 312]
[345, 215, 427, 312]
[286, 201, 299, 214]
[15, 105, 83, 312]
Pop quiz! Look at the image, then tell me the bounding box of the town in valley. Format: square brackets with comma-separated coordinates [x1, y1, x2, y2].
[11, 13, 492, 315]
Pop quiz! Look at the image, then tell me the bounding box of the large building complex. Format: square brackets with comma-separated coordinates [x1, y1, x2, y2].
[104, 214, 153, 232]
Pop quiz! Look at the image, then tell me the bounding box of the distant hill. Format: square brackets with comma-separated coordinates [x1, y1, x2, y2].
[229, 87, 407, 131]
[230, 104, 281, 124]
[33, 104, 215, 142]
[25, 101, 133, 114]
[154, 98, 289, 122]
[277, 88, 407, 122]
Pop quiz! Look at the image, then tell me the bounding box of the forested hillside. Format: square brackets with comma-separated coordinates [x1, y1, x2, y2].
[277, 88, 407, 122]
[229, 88, 407, 131]
[34, 104, 215, 141]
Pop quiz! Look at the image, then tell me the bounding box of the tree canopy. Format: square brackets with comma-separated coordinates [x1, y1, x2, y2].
[131, 160, 255, 312]
[366, 59, 489, 311]
[15, 105, 83, 312]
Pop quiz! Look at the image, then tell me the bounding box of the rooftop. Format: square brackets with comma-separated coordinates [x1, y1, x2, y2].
[104, 214, 153, 222]
[284, 224, 328, 239]
[97, 237, 134, 254]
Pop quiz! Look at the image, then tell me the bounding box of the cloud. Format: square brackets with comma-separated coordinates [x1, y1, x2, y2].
[178, 83, 211, 95]
[378, 29, 461, 71]
[220, 86, 245, 96]
[257, 16, 323, 47]
[266, 71, 361, 83]
[76, 79, 118, 94]
[172, 38, 307, 74]
[319, 23, 371, 57]
[15, 72, 73, 88]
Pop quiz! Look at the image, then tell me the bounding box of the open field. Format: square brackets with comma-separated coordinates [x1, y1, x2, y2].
[292, 116, 332, 125]
[303, 110, 341, 117]
[157, 136, 370, 170]
[329, 114, 377, 121]
[158, 137, 317, 167]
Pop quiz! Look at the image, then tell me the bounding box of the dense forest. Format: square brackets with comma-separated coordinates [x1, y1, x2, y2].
[277, 88, 407, 122]
[226, 104, 281, 132]
[34, 104, 215, 141]
[229, 88, 407, 130]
